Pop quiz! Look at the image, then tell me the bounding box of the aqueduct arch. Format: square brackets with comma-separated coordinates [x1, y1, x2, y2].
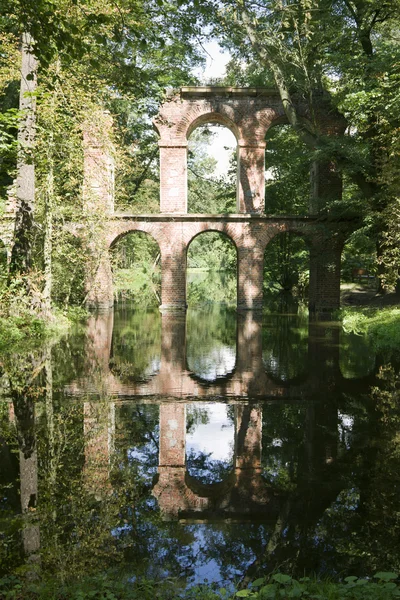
[154, 87, 284, 215]
[83, 87, 353, 313]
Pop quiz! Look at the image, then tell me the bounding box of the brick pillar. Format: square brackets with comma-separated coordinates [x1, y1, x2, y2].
[153, 403, 188, 519]
[85, 251, 114, 311]
[83, 111, 115, 215]
[309, 233, 343, 314]
[237, 245, 264, 310]
[234, 405, 267, 504]
[84, 402, 114, 498]
[236, 312, 264, 395]
[159, 403, 186, 467]
[238, 143, 265, 213]
[157, 313, 186, 394]
[160, 240, 187, 312]
[83, 112, 115, 310]
[159, 144, 187, 213]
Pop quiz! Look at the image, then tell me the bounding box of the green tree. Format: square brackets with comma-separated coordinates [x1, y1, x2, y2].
[193, 0, 400, 289]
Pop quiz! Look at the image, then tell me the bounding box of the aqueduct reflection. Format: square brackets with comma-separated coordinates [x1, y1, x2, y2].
[65, 310, 375, 399]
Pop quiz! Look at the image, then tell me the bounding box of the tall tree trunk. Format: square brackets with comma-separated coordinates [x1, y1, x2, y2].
[8, 33, 38, 280]
[43, 138, 54, 312]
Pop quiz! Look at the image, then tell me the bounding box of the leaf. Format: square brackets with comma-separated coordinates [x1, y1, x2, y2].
[344, 576, 358, 583]
[252, 578, 266, 587]
[260, 584, 278, 598]
[272, 574, 292, 584]
[374, 572, 398, 581]
[236, 591, 253, 598]
[384, 583, 398, 590]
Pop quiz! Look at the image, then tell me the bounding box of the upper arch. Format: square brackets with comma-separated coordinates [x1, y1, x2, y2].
[154, 88, 285, 146]
[186, 227, 239, 254]
[186, 112, 240, 142]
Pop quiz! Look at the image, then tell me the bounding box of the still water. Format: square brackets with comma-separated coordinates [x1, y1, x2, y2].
[1, 297, 400, 590]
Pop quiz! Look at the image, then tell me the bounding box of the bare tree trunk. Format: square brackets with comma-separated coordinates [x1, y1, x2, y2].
[9, 33, 38, 279]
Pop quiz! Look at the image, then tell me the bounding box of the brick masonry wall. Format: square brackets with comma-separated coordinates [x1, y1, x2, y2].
[84, 89, 354, 314]
[154, 89, 286, 215]
[95, 215, 350, 313]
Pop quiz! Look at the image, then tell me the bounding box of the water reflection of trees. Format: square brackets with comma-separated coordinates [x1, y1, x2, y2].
[340, 329, 376, 379]
[186, 306, 237, 381]
[110, 309, 161, 382]
[262, 311, 309, 382]
[1, 340, 400, 588]
[187, 269, 236, 307]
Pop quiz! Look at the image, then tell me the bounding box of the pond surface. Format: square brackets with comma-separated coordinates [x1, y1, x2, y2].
[1, 298, 400, 591]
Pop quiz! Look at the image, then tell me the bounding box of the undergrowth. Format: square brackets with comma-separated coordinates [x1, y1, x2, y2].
[340, 307, 400, 356]
[0, 572, 399, 600]
[0, 275, 87, 353]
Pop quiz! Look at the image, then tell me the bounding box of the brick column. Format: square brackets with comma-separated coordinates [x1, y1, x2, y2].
[83, 111, 115, 215]
[85, 251, 114, 311]
[236, 312, 264, 395]
[83, 112, 115, 310]
[237, 245, 264, 310]
[238, 143, 265, 213]
[153, 403, 188, 520]
[159, 240, 187, 312]
[234, 405, 267, 504]
[309, 233, 343, 314]
[157, 313, 186, 394]
[159, 144, 187, 213]
[159, 403, 186, 467]
[84, 402, 114, 498]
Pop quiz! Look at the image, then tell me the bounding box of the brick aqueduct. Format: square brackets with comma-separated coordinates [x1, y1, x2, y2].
[83, 87, 352, 314]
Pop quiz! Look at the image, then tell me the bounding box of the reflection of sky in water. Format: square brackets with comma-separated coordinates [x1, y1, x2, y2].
[188, 346, 236, 381]
[142, 356, 161, 379]
[186, 526, 252, 589]
[186, 404, 234, 462]
[338, 412, 354, 449]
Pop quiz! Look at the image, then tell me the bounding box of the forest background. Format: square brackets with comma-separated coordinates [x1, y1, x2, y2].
[0, 0, 400, 337]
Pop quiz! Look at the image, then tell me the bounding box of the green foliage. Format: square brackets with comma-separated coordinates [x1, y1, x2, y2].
[341, 229, 377, 283]
[188, 232, 236, 273]
[111, 232, 160, 305]
[187, 126, 237, 214]
[265, 125, 310, 216]
[187, 271, 237, 307]
[341, 307, 400, 357]
[0, 274, 70, 352]
[263, 233, 309, 295]
[1, 572, 399, 600]
[234, 572, 400, 599]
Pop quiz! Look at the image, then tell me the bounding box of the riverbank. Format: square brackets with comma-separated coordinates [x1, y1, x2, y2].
[341, 282, 400, 308]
